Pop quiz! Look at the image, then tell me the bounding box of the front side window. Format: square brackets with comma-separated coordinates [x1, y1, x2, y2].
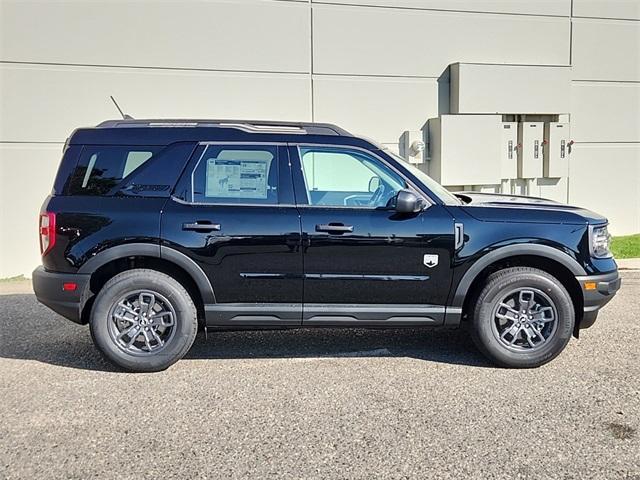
[192, 145, 278, 204]
[385, 150, 461, 206]
[68, 146, 159, 195]
[299, 146, 405, 208]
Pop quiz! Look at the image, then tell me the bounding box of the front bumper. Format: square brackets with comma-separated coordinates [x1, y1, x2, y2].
[32, 266, 91, 324]
[575, 270, 621, 329]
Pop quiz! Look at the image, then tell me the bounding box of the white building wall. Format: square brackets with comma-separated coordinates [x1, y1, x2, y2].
[569, 7, 640, 236]
[0, 0, 638, 277]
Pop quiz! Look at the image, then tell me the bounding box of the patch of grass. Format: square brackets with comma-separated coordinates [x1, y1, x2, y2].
[611, 234, 640, 259]
[0, 274, 27, 283]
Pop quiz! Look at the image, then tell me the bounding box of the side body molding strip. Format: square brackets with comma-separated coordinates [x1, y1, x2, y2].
[203, 304, 449, 328]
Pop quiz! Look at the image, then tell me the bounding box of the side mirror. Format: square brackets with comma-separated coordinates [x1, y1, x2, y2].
[394, 189, 425, 213]
[368, 176, 381, 193]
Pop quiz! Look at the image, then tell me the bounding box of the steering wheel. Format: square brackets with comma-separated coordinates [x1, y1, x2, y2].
[368, 183, 387, 207]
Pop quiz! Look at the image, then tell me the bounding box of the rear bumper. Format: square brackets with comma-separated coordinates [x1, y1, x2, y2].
[32, 266, 91, 324]
[575, 270, 621, 329]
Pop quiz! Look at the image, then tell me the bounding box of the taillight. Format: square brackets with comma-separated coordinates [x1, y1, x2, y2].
[39, 212, 56, 256]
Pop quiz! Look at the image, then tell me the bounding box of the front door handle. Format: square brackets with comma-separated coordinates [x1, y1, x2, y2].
[315, 223, 354, 234]
[182, 222, 221, 232]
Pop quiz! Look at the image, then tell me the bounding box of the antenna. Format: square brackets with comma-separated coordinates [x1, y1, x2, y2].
[110, 96, 133, 120]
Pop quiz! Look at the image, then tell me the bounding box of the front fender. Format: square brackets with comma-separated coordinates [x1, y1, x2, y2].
[450, 243, 587, 309]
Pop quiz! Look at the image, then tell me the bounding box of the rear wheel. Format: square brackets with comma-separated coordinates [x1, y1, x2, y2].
[470, 267, 575, 368]
[90, 269, 198, 372]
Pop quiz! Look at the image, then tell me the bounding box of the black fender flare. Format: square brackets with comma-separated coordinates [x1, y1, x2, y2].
[77, 243, 216, 304]
[451, 243, 587, 308]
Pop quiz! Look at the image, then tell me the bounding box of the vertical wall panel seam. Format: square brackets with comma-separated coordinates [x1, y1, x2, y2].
[309, 0, 315, 121]
[569, 0, 574, 65]
[568, 0, 574, 204]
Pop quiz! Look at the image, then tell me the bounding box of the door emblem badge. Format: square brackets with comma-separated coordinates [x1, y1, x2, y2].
[423, 254, 439, 268]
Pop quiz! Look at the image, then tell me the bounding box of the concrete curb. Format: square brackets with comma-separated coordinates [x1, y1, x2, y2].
[616, 258, 640, 270]
[0, 280, 33, 295]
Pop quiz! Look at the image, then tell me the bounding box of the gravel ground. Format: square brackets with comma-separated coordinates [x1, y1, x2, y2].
[0, 272, 638, 479]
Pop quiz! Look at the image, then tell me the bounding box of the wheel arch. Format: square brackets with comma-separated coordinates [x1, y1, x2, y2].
[453, 245, 586, 328]
[77, 243, 215, 324]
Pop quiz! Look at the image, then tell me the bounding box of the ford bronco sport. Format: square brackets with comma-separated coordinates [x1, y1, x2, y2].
[33, 119, 621, 372]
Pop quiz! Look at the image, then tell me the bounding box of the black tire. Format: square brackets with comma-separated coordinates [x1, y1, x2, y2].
[90, 269, 198, 372]
[470, 267, 575, 368]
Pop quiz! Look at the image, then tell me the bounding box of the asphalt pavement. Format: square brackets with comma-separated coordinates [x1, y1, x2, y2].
[0, 272, 638, 479]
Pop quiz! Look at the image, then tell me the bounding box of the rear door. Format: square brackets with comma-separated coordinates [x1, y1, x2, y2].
[161, 142, 303, 327]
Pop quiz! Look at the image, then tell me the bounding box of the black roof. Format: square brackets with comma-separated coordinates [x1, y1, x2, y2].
[69, 119, 379, 149]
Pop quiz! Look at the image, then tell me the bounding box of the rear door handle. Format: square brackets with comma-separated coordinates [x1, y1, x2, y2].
[315, 223, 354, 233]
[182, 222, 221, 232]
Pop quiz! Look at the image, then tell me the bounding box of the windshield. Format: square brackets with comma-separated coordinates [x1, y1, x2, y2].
[385, 151, 461, 206]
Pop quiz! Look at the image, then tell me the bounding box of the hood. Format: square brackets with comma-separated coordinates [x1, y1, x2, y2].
[455, 192, 608, 225]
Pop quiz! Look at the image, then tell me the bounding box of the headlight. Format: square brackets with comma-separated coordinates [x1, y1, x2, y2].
[590, 225, 612, 258]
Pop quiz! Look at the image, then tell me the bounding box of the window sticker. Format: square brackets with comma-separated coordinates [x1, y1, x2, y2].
[205, 158, 269, 199]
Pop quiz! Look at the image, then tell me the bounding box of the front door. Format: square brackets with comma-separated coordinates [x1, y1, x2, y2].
[162, 143, 303, 326]
[289, 145, 455, 326]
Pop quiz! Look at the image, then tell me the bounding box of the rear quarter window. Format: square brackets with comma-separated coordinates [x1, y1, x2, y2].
[67, 146, 161, 196]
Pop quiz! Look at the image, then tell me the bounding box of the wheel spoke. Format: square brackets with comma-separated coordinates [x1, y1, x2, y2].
[523, 326, 543, 347]
[117, 323, 139, 340]
[141, 329, 153, 351]
[533, 328, 547, 343]
[139, 293, 156, 316]
[496, 303, 519, 321]
[149, 311, 174, 327]
[148, 328, 164, 347]
[501, 323, 520, 340]
[113, 312, 136, 324]
[117, 302, 138, 317]
[125, 326, 141, 347]
[508, 328, 523, 345]
[532, 306, 555, 323]
[518, 290, 535, 312]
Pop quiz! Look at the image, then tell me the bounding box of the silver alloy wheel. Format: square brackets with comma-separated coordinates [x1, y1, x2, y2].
[491, 287, 558, 351]
[107, 290, 177, 356]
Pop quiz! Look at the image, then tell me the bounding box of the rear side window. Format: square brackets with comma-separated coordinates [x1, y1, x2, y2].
[67, 146, 161, 195]
[191, 145, 279, 204]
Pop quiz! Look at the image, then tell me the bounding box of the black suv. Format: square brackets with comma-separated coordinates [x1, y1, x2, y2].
[33, 119, 620, 372]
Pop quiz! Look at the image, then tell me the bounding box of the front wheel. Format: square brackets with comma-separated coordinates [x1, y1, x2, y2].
[470, 267, 575, 368]
[90, 269, 198, 372]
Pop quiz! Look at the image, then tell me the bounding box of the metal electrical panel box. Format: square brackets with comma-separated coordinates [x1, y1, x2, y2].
[450, 63, 571, 115]
[518, 122, 544, 178]
[500, 122, 518, 179]
[428, 114, 501, 186]
[544, 122, 570, 178]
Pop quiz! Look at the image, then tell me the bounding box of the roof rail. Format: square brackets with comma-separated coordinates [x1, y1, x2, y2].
[96, 119, 351, 136]
[217, 123, 306, 134]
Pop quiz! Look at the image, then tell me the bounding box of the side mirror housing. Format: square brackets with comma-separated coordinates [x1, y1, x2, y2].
[394, 189, 425, 213]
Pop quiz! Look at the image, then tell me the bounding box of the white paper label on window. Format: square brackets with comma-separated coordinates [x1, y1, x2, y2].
[206, 158, 269, 199]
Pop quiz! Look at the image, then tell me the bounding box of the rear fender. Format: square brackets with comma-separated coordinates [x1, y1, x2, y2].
[77, 243, 215, 304]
